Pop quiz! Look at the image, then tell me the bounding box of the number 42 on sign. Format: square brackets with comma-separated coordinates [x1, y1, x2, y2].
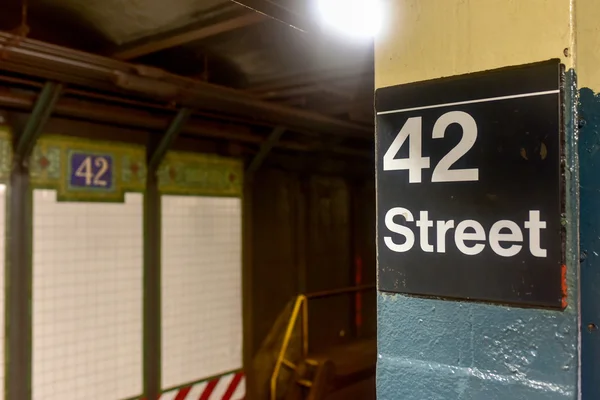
[383, 111, 478, 183]
[70, 153, 113, 189]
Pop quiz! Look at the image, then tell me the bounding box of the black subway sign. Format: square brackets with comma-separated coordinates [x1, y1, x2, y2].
[375, 60, 564, 308]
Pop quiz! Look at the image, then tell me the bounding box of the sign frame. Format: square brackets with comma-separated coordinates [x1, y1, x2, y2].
[375, 60, 566, 309]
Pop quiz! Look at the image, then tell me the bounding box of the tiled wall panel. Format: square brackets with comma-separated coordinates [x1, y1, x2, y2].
[32, 190, 143, 400]
[161, 195, 242, 389]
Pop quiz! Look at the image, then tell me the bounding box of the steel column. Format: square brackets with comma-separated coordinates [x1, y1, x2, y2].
[242, 178, 255, 399]
[6, 82, 62, 400]
[143, 108, 191, 399]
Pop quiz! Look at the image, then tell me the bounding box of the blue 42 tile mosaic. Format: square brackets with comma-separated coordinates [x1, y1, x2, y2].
[30, 135, 146, 202]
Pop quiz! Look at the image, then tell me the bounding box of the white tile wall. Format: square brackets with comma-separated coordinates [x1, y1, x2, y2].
[0, 184, 6, 400]
[32, 190, 143, 400]
[161, 195, 242, 389]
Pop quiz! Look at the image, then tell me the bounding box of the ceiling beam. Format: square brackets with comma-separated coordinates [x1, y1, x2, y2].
[112, 12, 266, 60]
[0, 32, 372, 138]
[0, 88, 371, 157]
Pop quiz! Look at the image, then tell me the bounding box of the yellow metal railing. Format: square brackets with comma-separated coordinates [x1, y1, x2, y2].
[270, 294, 308, 400]
[269, 285, 375, 400]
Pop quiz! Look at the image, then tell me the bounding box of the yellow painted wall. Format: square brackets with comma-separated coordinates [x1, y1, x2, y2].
[577, 0, 600, 91]
[375, 0, 573, 89]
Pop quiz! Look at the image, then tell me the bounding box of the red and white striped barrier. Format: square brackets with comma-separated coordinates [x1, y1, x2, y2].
[159, 371, 245, 400]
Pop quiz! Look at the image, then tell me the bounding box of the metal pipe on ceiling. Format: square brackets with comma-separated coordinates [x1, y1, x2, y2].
[0, 73, 293, 130]
[0, 88, 370, 157]
[0, 33, 373, 139]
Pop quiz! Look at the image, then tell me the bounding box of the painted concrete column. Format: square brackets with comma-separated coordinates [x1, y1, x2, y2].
[375, 1, 586, 399]
[577, 0, 600, 399]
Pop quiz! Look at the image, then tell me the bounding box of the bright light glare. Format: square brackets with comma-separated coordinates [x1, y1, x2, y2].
[318, 0, 383, 38]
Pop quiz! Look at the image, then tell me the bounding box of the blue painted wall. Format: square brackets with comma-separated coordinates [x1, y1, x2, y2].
[579, 87, 600, 400]
[376, 74, 580, 399]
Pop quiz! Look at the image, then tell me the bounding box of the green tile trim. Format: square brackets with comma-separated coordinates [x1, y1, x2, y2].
[158, 151, 243, 197]
[29, 135, 146, 202]
[0, 127, 12, 183]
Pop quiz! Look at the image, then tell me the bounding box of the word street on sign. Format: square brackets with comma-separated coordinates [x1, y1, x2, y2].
[375, 60, 564, 308]
[69, 152, 114, 190]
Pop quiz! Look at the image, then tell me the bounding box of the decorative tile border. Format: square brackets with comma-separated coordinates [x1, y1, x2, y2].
[30, 135, 146, 202]
[158, 151, 243, 198]
[25, 136, 242, 200]
[0, 126, 12, 182]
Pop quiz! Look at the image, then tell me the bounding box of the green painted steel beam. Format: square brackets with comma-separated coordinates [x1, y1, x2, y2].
[148, 108, 192, 171]
[15, 82, 63, 161]
[246, 126, 286, 174]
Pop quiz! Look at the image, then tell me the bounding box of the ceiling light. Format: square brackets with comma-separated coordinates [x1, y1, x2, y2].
[318, 0, 383, 38]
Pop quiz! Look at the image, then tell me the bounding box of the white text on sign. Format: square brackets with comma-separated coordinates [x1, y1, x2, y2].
[74, 156, 110, 187]
[383, 111, 479, 183]
[383, 208, 547, 258]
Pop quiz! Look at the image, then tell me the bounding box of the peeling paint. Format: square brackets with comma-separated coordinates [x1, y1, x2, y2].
[578, 86, 600, 400]
[378, 291, 579, 399]
[382, 354, 574, 396]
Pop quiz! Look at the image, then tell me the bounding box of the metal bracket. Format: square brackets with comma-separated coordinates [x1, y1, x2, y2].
[148, 107, 192, 171]
[16, 81, 63, 163]
[247, 126, 286, 174]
